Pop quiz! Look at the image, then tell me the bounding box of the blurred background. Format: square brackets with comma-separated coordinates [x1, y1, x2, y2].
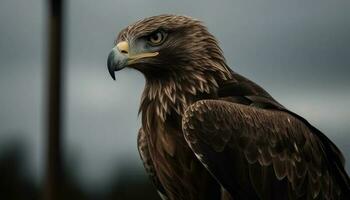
[0, 0, 349, 199]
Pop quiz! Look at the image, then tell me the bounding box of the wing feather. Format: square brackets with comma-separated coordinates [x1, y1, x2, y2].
[182, 99, 347, 200]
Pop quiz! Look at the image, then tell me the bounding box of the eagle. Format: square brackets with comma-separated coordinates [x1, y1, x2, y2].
[107, 15, 350, 200]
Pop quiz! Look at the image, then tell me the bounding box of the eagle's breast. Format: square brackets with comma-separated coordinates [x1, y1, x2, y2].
[138, 78, 222, 200]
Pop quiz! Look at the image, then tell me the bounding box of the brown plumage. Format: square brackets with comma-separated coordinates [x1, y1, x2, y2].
[107, 14, 350, 200]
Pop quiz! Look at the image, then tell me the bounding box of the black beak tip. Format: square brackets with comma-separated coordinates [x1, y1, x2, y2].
[109, 70, 116, 80]
[107, 65, 116, 81]
[107, 51, 116, 81]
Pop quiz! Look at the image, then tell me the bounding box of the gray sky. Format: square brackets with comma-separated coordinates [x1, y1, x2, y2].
[0, 0, 349, 192]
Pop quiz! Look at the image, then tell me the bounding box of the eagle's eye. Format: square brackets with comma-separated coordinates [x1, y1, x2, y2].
[147, 30, 166, 46]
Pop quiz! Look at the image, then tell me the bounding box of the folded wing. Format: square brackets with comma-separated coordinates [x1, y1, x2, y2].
[182, 99, 347, 200]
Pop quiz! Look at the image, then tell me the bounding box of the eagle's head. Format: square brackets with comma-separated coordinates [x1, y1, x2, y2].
[107, 14, 231, 81]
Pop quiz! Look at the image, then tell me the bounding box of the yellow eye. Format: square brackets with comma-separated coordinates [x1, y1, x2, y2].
[148, 31, 166, 45]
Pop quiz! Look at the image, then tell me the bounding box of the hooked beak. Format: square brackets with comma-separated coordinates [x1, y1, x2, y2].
[107, 41, 159, 80]
[107, 41, 129, 80]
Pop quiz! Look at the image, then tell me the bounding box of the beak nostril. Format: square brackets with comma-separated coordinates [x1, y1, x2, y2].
[116, 41, 129, 55]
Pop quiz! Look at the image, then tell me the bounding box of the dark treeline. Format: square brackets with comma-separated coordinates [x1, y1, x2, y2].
[0, 142, 160, 200]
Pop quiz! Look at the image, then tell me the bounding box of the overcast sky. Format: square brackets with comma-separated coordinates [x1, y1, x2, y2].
[0, 0, 349, 192]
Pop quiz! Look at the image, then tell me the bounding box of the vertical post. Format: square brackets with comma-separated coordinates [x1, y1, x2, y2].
[45, 0, 63, 200]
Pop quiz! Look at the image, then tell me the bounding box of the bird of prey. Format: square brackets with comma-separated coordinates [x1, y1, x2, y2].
[107, 15, 350, 200]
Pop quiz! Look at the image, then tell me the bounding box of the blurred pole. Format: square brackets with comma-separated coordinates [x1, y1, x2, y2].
[45, 0, 64, 200]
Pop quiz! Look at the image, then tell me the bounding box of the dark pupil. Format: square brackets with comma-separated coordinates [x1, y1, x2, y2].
[152, 33, 160, 41]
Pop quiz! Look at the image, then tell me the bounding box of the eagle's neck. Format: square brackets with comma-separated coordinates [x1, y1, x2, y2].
[139, 69, 231, 124]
